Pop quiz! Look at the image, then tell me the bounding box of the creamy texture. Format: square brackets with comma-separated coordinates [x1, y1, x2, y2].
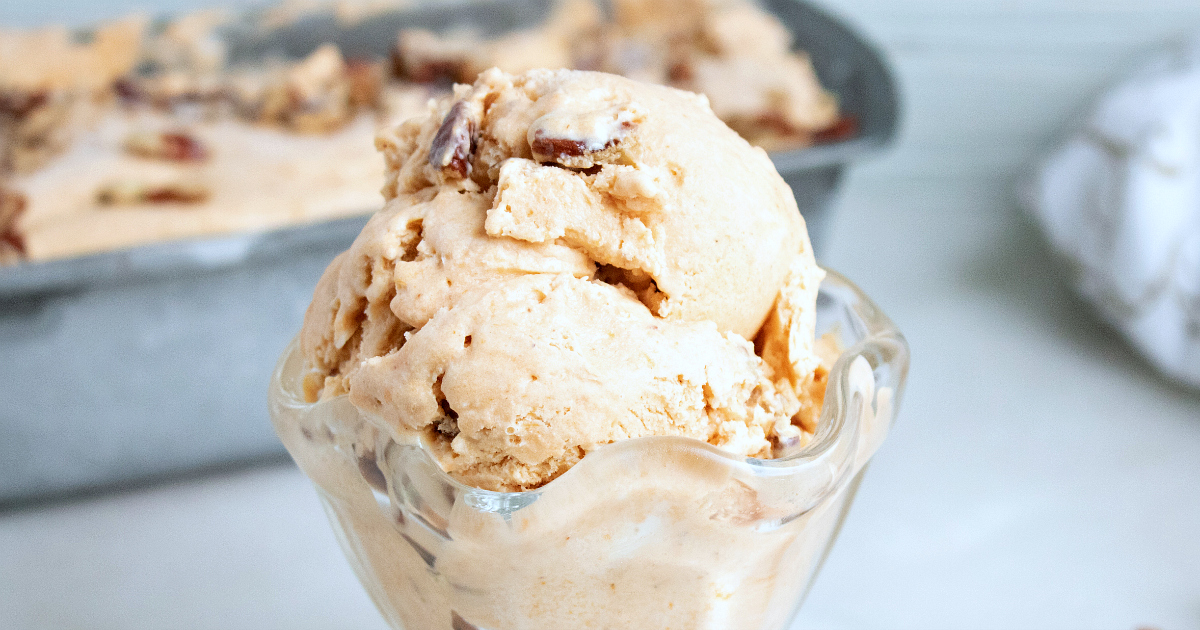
[377, 69, 807, 339]
[0, 22, 432, 262]
[350, 274, 800, 490]
[2, 0, 841, 264]
[270, 337, 890, 630]
[16, 113, 388, 260]
[0, 18, 144, 93]
[0, 18, 146, 179]
[394, 0, 599, 84]
[396, 0, 840, 152]
[611, 0, 838, 150]
[300, 69, 825, 492]
[273, 68, 902, 630]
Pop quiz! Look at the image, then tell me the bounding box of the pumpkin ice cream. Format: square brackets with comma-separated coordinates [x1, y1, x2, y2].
[297, 68, 827, 492]
[269, 68, 903, 630]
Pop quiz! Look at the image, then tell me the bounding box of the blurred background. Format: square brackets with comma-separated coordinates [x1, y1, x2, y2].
[2, 0, 1200, 629]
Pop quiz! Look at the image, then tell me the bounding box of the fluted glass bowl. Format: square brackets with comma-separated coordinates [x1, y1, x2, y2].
[269, 268, 909, 630]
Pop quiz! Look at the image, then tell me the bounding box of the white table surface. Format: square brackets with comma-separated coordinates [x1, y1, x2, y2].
[4, 1, 1200, 629]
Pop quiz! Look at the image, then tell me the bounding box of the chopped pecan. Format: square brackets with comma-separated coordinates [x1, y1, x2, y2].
[751, 112, 859, 146]
[530, 124, 633, 164]
[0, 90, 50, 118]
[96, 180, 210, 205]
[254, 44, 354, 133]
[429, 101, 476, 178]
[667, 60, 694, 83]
[124, 130, 210, 162]
[811, 114, 859, 145]
[259, 85, 351, 133]
[117, 73, 229, 112]
[751, 111, 797, 137]
[530, 133, 591, 160]
[392, 29, 473, 84]
[0, 187, 28, 259]
[112, 77, 145, 104]
[1, 89, 77, 174]
[529, 106, 639, 167]
[144, 185, 210, 204]
[451, 612, 480, 630]
[403, 59, 465, 84]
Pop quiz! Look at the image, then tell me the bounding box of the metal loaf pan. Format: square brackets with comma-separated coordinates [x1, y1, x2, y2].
[0, 0, 897, 504]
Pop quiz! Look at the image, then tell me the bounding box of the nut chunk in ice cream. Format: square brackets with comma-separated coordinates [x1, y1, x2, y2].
[300, 68, 827, 491]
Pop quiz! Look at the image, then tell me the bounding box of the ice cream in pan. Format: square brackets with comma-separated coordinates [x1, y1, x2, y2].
[272, 67, 905, 629]
[1, 0, 843, 265]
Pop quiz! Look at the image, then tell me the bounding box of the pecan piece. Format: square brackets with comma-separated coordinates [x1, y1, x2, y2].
[530, 133, 592, 160]
[143, 185, 210, 204]
[667, 59, 694, 83]
[112, 77, 146, 104]
[0, 187, 28, 261]
[392, 29, 473, 84]
[529, 122, 633, 166]
[1, 89, 75, 174]
[127, 72, 230, 112]
[811, 114, 859, 145]
[451, 612, 480, 630]
[124, 130, 210, 162]
[429, 101, 476, 179]
[96, 180, 210, 205]
[255, 44, 354, 134]
[0, 89, 50, 118]
[528, 105, 640, 168]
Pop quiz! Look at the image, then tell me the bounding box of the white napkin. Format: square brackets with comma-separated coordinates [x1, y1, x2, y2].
[1026, 39, 1200, 389]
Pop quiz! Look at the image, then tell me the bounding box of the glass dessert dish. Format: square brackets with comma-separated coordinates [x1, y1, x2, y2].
[269, 268, 909, 630]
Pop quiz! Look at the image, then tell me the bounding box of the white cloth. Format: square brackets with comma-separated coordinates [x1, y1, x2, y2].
[1027, 39, 1200, 389]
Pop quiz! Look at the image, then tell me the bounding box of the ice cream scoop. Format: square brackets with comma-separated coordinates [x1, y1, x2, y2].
[299, 69, 826, 491]
[276, 68, 908, 630]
